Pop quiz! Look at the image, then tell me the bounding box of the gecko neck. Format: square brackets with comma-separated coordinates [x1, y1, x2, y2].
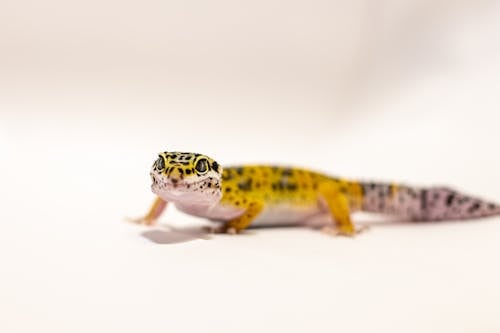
[174, 200, 221, 217]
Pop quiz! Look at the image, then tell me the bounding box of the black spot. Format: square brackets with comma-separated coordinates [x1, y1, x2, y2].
[488, 203, 496, 210]
[458, 197, 470, 204]
[235, 201, 240, 206]
[170, 154, 177, 159]
[207, 183, 212, 188]
[238, 179, 253, 191]
[359, 185, 365, 196]
[420, 190, 428, 211]
[286, 183, 298, 191]
[275, 181, 286, 190]
[178, 168, 183, 174]
[282, 168, 293, 177]
[369, 183, 376, 190]
[468, 202, 481, 213]
[185, 169, 192, 175]
[445, 193, 455, 206]
[225, 187, 232, 193]
[211, 161, 219, 172]
[235, 167, 244, 175]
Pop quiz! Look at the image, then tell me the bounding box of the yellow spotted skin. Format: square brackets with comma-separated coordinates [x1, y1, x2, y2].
[136, 152, 500, 236]
[220, 166, 362, 209]
[220, 166, 365, 234]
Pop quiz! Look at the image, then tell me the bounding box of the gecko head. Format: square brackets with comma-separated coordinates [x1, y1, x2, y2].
[150, 152, 222, 205]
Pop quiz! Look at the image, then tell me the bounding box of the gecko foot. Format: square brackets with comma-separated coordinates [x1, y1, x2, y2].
[126, 216, 157, 226]
[321, 225, 369, 237]
[226, 227, 238, 235]
[202, 224, 227, 234]
[202, 224, 239, 235]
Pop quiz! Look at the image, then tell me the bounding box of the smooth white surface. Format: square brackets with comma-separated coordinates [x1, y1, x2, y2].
[1, 1, 500, 332]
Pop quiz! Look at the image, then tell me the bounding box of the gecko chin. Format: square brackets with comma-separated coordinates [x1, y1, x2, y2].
[150, 172, 222, 206]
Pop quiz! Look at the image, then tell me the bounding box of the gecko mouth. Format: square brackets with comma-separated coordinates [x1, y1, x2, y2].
[151, 173, 222, 205]
[151, 174, 216, 193]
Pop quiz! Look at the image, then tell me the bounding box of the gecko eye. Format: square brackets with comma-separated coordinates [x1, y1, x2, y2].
[195, 158, 208, 174]
[155, 156, 165, 171]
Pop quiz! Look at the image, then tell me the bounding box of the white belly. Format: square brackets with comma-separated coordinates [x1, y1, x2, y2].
[251, 204, 324, 226]
[176, 202, 329, 227]
[202, 202, 324, 227]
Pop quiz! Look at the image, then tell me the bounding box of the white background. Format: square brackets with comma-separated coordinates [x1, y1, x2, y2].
[1, 0, 500, 332]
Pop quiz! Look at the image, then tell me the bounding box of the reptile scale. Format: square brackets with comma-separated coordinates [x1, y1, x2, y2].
[134, 151, 500, 236]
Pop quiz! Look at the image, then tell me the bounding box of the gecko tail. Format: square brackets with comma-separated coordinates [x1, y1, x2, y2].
[359, 182, 500, 222]
[414, 187, 500, 221]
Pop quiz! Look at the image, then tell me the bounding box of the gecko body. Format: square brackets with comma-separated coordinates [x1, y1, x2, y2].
[137, 152, 500, 235]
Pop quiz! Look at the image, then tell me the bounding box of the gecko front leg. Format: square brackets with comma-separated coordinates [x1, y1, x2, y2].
[223, 200, 264, 234]
[129, 196, 167, 226]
